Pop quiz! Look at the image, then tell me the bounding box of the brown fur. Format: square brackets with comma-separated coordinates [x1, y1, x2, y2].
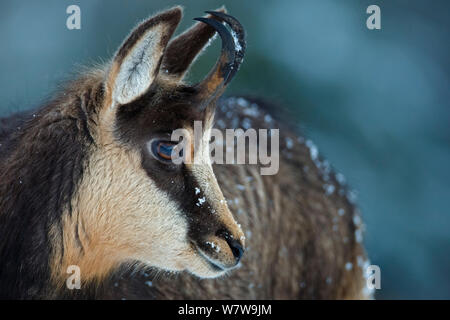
[96, 97, 372, 300]
[0, 7, 371, 299]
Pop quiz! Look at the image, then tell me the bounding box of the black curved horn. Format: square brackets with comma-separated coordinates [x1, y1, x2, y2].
[205, 11, 246, 84]
[193, 12, 246, 105]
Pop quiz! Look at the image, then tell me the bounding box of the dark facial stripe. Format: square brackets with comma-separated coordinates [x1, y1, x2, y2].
[139, 146, 224, 243]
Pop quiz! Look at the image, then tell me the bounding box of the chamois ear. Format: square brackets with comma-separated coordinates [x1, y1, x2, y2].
[161, 7, 227, 80]
[106, 7, 182, 105]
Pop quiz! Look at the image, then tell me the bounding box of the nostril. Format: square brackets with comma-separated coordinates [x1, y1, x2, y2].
[226, 238, 244, 263]
[216, 229, 245, 264]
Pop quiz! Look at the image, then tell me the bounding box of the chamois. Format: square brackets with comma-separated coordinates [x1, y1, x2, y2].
[0, 7, 371, 299]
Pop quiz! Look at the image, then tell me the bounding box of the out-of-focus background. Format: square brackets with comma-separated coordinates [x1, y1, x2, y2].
[0, 0, 448, 299]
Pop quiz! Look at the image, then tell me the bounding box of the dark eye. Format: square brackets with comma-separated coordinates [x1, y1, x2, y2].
[151, 140, 179, 162]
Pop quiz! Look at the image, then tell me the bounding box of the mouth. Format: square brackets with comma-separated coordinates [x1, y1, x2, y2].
[197, 248, 226, 272]
[197, 247, 227, 272]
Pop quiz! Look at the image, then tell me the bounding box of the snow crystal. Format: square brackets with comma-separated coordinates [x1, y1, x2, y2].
[362, 259, 370, 271]
[230, 29, 243, 52]
[321, 160, 331, 175]
[195, 187, 201, 195]
[345, 262, 353, 271]
[324, 184, 335, 195]
[206, 241, 220, 253]
[236, 97, 249, 108]
[335, 172, 346, 185]
[346, 190, 358, 204]
[338, 208, 345, 216]
[226, 97, 237, 107]
[242, 104, 260, 117]
[285, 137, 294, 149]
[241, 118, 252, 130]
[355, 229, 363, 243]
[145, 281, 153, 287]
[196, 196, 206, 206]
[204, 33, 218, 50]
[306, 139, 318, 161]
[353, 214, 362, 226]
[357, 256, 365, 267]
[264, 114, 273, 123]
[236, 184, 245, 191]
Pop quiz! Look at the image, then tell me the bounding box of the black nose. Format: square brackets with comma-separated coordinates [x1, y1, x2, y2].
[226, 238, 244, 263]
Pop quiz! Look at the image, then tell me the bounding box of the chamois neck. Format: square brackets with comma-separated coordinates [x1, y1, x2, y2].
[0, 78, 101, 298]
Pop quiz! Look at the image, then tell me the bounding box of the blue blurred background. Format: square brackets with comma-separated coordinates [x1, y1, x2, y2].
[0, 0, 448, 299]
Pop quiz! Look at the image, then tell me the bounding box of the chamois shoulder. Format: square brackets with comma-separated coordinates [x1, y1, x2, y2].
[215, 95, 360, 220]
[213, 96, 370, 299]
[0, 110, 36, 153]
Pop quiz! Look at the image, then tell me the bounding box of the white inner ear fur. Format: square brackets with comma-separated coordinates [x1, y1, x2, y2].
[114, 24, 164, 105]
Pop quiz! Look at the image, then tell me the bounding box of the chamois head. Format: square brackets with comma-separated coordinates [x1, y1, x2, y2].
[56, 7, 246, 284]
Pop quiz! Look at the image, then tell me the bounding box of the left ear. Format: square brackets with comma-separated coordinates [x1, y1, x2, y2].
[106, 7, 182, 105]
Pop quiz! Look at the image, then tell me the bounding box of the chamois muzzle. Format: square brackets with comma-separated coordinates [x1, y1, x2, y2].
[193, 11, 246, 107]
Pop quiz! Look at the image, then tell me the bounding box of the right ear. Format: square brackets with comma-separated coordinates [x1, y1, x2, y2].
[161, 7, 227, 80]
[105, 7, 182, 106]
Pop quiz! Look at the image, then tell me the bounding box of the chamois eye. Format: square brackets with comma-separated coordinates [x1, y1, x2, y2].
[151, 140, 178, 162]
